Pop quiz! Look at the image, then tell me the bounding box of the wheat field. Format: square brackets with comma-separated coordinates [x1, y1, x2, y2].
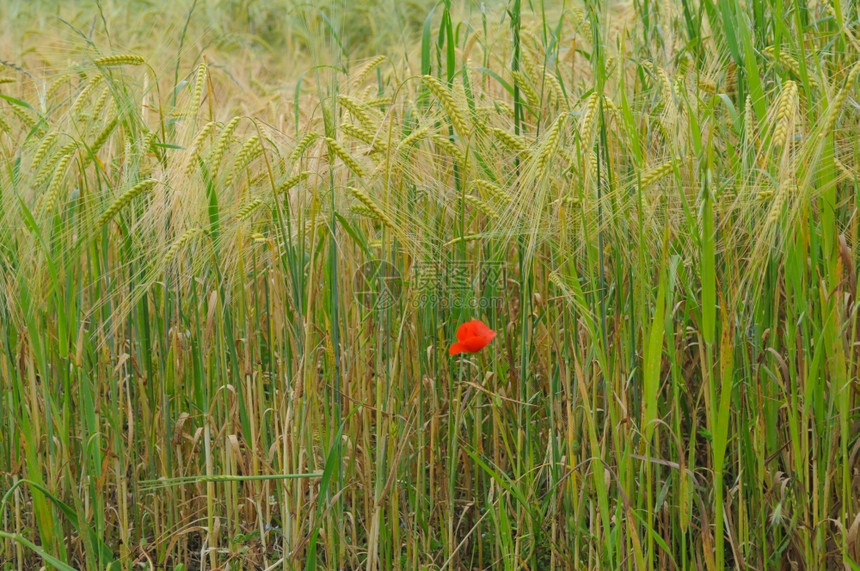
[0, 0, 859, 569]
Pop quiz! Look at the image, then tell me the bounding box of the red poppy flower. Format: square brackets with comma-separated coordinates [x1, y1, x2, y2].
[449, 319, 497, 355]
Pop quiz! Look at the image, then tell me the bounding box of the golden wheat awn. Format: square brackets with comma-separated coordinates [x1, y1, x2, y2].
[190, 62, 208, 114]
[41, 151, 76, 215]
[365, 96, 392, 107]
[353, 55, 386, 86]
[162, 228, 205, 268]
[640, 160, 676, 188]
[189, 120, 216, 151]
[431, 133, 466, 165]
[444, 233, 486, 245]
[72, 74, 103, 116]
[519, 42, 541, 81]
[766, 180, 795, 226]
[422, 75, 469, 139]
[762, 46, 818, 87]
[578, 92, 600, 147]
[360, 84, 377, 100]
[491, 127, 530, 154]
[207, 116, 242, 176]
[44, 73, 70, 104]
[818, 61, 860, 140]
[772, 80, 797, 149]
[652, 64, 676, 110]
[757, 187, 775, 201]
[512, 70, 540, 108]
[544, 71, 569, 110]
[398, 126, 429, 152]
[290, 131, 319, 162]
[587, 150, 598, 178]
[349, 205, 381, 219]
[90, 86, 110, 119]
[35, 142, 78, 186]
[326, 136, 365, 177]
[83, 116, 119, 166]
[185, 120, 217, 175]
[472, 179, 511, 204]
[462, 31, 481, 62]
[93, 54, 145, 67]
[275, 171, 311, 195]
[464, 194, 499, 219]
[341, 123, 388, 153]
[603, 96, 619, 117]
[562, 194, 581, 206]
[233, 135, 262, 172]
[0, 113, 12, 134]
[95, 179, 158, 228]
[493, 99, 514, 117]
[141, 130, 156, 155]
[697, 77, 717, 94]
[338, 95, 375, 130]
[834, 156, 855, 179]
[31, 132, 58, 168]
[7, 104, 36, 131]
[237, 198, 264, 220]
[744, 96, 756, 147]
[347, 186, 393, 227]
[535, 114, 565, 180]
[226, 137, 264, 186]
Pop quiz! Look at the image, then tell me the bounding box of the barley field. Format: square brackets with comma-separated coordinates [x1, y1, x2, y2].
[0, 0, 859, 569]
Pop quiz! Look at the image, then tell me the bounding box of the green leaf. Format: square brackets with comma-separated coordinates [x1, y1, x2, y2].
[0, 531, 77, 571]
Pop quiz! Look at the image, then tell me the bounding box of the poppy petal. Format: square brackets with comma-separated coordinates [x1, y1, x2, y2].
[450, 320, 496, 355]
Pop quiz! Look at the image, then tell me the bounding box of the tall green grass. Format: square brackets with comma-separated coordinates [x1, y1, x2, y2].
[1, 0, 859, 569]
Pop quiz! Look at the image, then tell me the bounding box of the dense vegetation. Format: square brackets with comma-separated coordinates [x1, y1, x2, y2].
[1, 0, 859, 568]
